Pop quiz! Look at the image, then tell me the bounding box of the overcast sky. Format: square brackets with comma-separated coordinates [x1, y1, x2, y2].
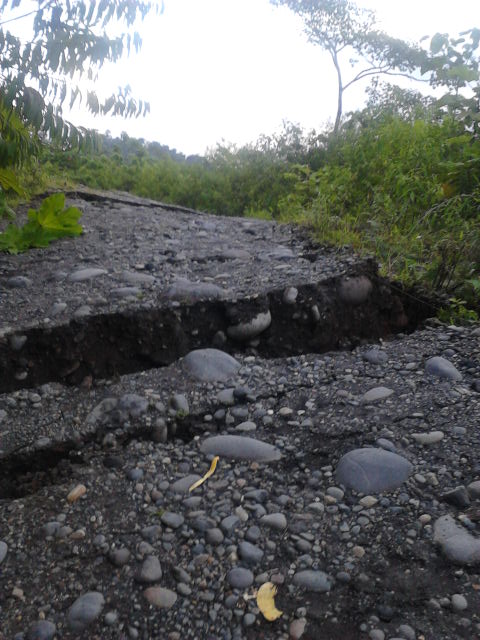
[64, 0, 478, 155]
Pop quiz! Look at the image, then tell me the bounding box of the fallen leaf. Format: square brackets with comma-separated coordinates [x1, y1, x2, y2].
[188, 456, 219, 492]
[257, 582, 283, 622]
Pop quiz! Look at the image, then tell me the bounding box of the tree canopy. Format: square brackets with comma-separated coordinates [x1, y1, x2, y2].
[0, 0, 163, 167]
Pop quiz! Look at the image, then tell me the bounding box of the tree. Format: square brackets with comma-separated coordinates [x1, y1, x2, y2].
[424, 29, 480, 134]
[270, 0, 428, 133]
[422, 29, 480, 198]
[0, 0, 163, 168]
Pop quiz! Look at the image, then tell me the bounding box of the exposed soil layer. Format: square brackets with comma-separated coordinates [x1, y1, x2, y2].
[0, 188, 437, 393]
[0, 263, 433, 393]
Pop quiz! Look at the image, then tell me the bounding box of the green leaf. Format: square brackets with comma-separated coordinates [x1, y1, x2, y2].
[431, 33, 448, 54]
[28, 193, 82, 238]
[444, 134, 472, 147]
[467, 278, 480, 292]
[0, 223, 27, 253]
[0, 193, 82, 253]
[0, 168, 26, 195]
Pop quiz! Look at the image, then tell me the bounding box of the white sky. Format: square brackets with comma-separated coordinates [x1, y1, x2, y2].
[61, 0, 479, 154]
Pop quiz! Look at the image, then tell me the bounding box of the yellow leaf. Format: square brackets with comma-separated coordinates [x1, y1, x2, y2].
[256, 582, 283, 622]
[188, 456, 219, 492]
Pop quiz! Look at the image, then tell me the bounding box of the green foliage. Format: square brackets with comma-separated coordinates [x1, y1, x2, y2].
[426, 29, 480, 93]
[0, 166, 26, 219]
[437, 298, 479, 325]
[0, 190, 15, 219]
[362, 80, 434, 122]
[0, 0, 162, 238]
[0, 167, 25, 194]
[271, 111, 480, 310]
[0, 0, 163, 152]
[0, 193, 82, 253]
[0, 100, 38, 167]
[40, 128, 303, 218]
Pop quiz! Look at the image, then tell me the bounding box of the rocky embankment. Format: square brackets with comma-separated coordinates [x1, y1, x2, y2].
[0, 190, 479, 640]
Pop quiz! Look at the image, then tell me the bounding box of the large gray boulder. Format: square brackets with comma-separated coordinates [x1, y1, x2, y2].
[339, 275, 372, 305]
[182, 348, 241, 382]
[336, 448, 412, 493]
[227, 310, 272, 341]
[425, 356, 462, 381]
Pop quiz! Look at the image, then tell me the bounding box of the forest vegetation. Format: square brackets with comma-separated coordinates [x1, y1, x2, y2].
[0, 0, 479, 322]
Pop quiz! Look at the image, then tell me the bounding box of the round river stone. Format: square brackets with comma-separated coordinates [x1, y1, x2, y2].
[182, 349, 241, 382]
[425, 356, 462, 381]
[336, 447, 412, 493]
[200, 435, 281, 462]
[227, 310, 272, 341]
[67, 592, 105, 632]
[293, 570, 332, 592]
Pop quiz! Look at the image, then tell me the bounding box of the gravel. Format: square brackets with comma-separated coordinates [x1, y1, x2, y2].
[2, 321, 480, 639]
[1, 192, 479, 640]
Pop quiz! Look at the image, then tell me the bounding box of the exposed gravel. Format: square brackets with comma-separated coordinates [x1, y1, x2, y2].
[0, 191, 479, 640]
[1, 321, 479, 639]
[0, 188, 370, 330]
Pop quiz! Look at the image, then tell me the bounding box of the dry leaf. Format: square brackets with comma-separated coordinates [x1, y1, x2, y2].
[256, 582, 283, 622]
[188, 456, 219, 492]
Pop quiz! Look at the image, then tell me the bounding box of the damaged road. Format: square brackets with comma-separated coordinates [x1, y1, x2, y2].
[0, 188, 432, 392]
[0, 191, 479, 640]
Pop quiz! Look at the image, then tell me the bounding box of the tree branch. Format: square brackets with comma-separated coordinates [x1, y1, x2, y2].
[343, 67, 430, 91]
[0, 9, 39, 26]
[0, 1, 56, 27]
[343, 64, 390, 89]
